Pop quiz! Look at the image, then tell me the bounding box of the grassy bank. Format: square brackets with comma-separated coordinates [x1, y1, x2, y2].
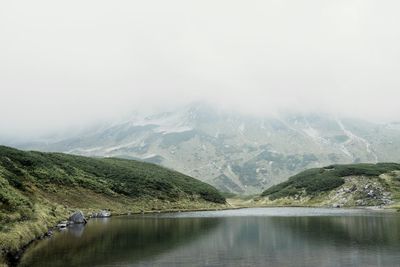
[0, 146, 226, 266]
[260, 163, 400, 208]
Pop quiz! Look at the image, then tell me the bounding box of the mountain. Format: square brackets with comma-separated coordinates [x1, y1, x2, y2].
[259, 163, 400, 208]
[0, 145, 225, 264]
[14, 103, 400, 194]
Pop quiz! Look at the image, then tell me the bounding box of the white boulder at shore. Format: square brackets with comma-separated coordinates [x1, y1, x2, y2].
[93, 210, 111, 218]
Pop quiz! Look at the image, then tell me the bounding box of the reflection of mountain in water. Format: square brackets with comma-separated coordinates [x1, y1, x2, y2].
[19, 216, 221, 267]
[18, 210, 400, 267]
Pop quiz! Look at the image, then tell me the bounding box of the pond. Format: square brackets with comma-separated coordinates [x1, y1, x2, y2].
[18, 208, 400, 267]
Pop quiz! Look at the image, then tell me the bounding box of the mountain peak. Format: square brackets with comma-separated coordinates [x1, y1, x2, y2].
[11, 107, 400, 194]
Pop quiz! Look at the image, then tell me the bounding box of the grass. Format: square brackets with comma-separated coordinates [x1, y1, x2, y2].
[262, 163, 400, 200]
[0, 145, 226, 265]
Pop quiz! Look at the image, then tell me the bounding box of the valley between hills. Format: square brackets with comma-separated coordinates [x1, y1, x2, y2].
[15, 104, 400, 195]
[1, 145, 400, 266]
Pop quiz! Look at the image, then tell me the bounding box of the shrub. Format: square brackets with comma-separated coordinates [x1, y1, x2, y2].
[262, 163, 400, 199]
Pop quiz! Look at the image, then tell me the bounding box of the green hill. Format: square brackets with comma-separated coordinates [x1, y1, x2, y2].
[260, 163, 400, 207]
[0, 145, 225, 265]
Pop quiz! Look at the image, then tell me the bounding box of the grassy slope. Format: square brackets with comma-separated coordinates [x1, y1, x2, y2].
[0, 145, 225, 265]
[259, 163, 400, 207]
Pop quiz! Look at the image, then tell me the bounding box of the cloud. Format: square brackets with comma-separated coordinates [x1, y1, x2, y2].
[1, 0, 400, 139]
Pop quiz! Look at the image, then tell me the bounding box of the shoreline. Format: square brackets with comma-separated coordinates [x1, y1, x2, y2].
[2, 203, 230, 267]
[123, 205, 399, 215]
[5, 204, 399, 267]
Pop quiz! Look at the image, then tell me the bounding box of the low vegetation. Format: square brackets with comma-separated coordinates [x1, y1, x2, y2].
[262, 163, 400, 201]
[0, 145, 225, 265]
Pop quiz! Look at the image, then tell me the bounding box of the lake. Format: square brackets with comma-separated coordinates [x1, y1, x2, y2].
[18, 208, 400, 267]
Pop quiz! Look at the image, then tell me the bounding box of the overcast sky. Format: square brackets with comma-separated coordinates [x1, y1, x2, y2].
[1, 0, 400, 140]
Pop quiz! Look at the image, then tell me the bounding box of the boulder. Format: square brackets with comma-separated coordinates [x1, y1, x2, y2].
[57, 222, 67, 229]
[68, 210, 87, 224]
[97, 210, 111, 218]
[92, 210, 111, 218]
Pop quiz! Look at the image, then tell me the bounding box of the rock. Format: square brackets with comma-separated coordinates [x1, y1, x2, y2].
[45, 230, 53, 237]
[95, 210, 111, 218]
[367, 190, 375, 198]
[356, 199, 366, 206]
[382, 198, 393, 205]
[57, 223, 67, 229]
[57, 220, 69, 229]
[68, 210, 87, 224]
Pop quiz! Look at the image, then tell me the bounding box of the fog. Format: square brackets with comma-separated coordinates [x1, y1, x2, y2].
[1, 0, 400, 140]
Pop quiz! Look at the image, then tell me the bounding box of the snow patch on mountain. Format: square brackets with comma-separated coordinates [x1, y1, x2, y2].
[302, 127, 329, 145]
[336, 118, 378, 162]
[104, 141, 142, 153]
[12, 103, 400, 194]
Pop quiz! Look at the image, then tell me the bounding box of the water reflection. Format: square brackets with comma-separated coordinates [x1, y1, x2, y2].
[67, 224, 86, 237]
[19, 208, 400, 267]
[19, 217, 220, 267]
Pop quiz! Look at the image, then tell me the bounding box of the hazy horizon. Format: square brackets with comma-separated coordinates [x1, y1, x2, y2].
[1, 0, 400, 140]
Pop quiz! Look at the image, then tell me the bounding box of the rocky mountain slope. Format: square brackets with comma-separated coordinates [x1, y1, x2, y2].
[259, 163, 400, 208]
[14, 103, 400, 194]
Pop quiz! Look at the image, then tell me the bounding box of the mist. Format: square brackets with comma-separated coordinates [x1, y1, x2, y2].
[1, 0, 400, 140]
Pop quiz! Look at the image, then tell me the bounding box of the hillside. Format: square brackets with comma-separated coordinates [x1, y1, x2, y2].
[0, 145, 225, 265]
[13, 103, 400, 194]
[259, 163, 400, 207]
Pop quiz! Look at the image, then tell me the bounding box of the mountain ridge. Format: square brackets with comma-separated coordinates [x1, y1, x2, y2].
[12, 103, 400, 194]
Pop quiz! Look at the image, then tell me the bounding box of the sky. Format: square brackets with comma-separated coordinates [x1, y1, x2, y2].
[1, 0, 400, 140]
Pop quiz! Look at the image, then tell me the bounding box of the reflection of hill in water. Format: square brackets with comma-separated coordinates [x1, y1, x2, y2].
[19, 216, 221, 267]
[269, 215, 400, 247]
[18, 212, 400, 267]
[133, 214, 400, 267]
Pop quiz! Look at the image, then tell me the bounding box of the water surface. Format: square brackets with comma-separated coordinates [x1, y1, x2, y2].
[19, 208, 400, 267]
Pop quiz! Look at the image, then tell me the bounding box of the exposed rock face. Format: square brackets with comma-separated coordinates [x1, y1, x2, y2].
[14, 104, 400, 194]
[329, 176, 394, 207]
[68, 210, 87, 224]
[258, 170, 400, 208]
